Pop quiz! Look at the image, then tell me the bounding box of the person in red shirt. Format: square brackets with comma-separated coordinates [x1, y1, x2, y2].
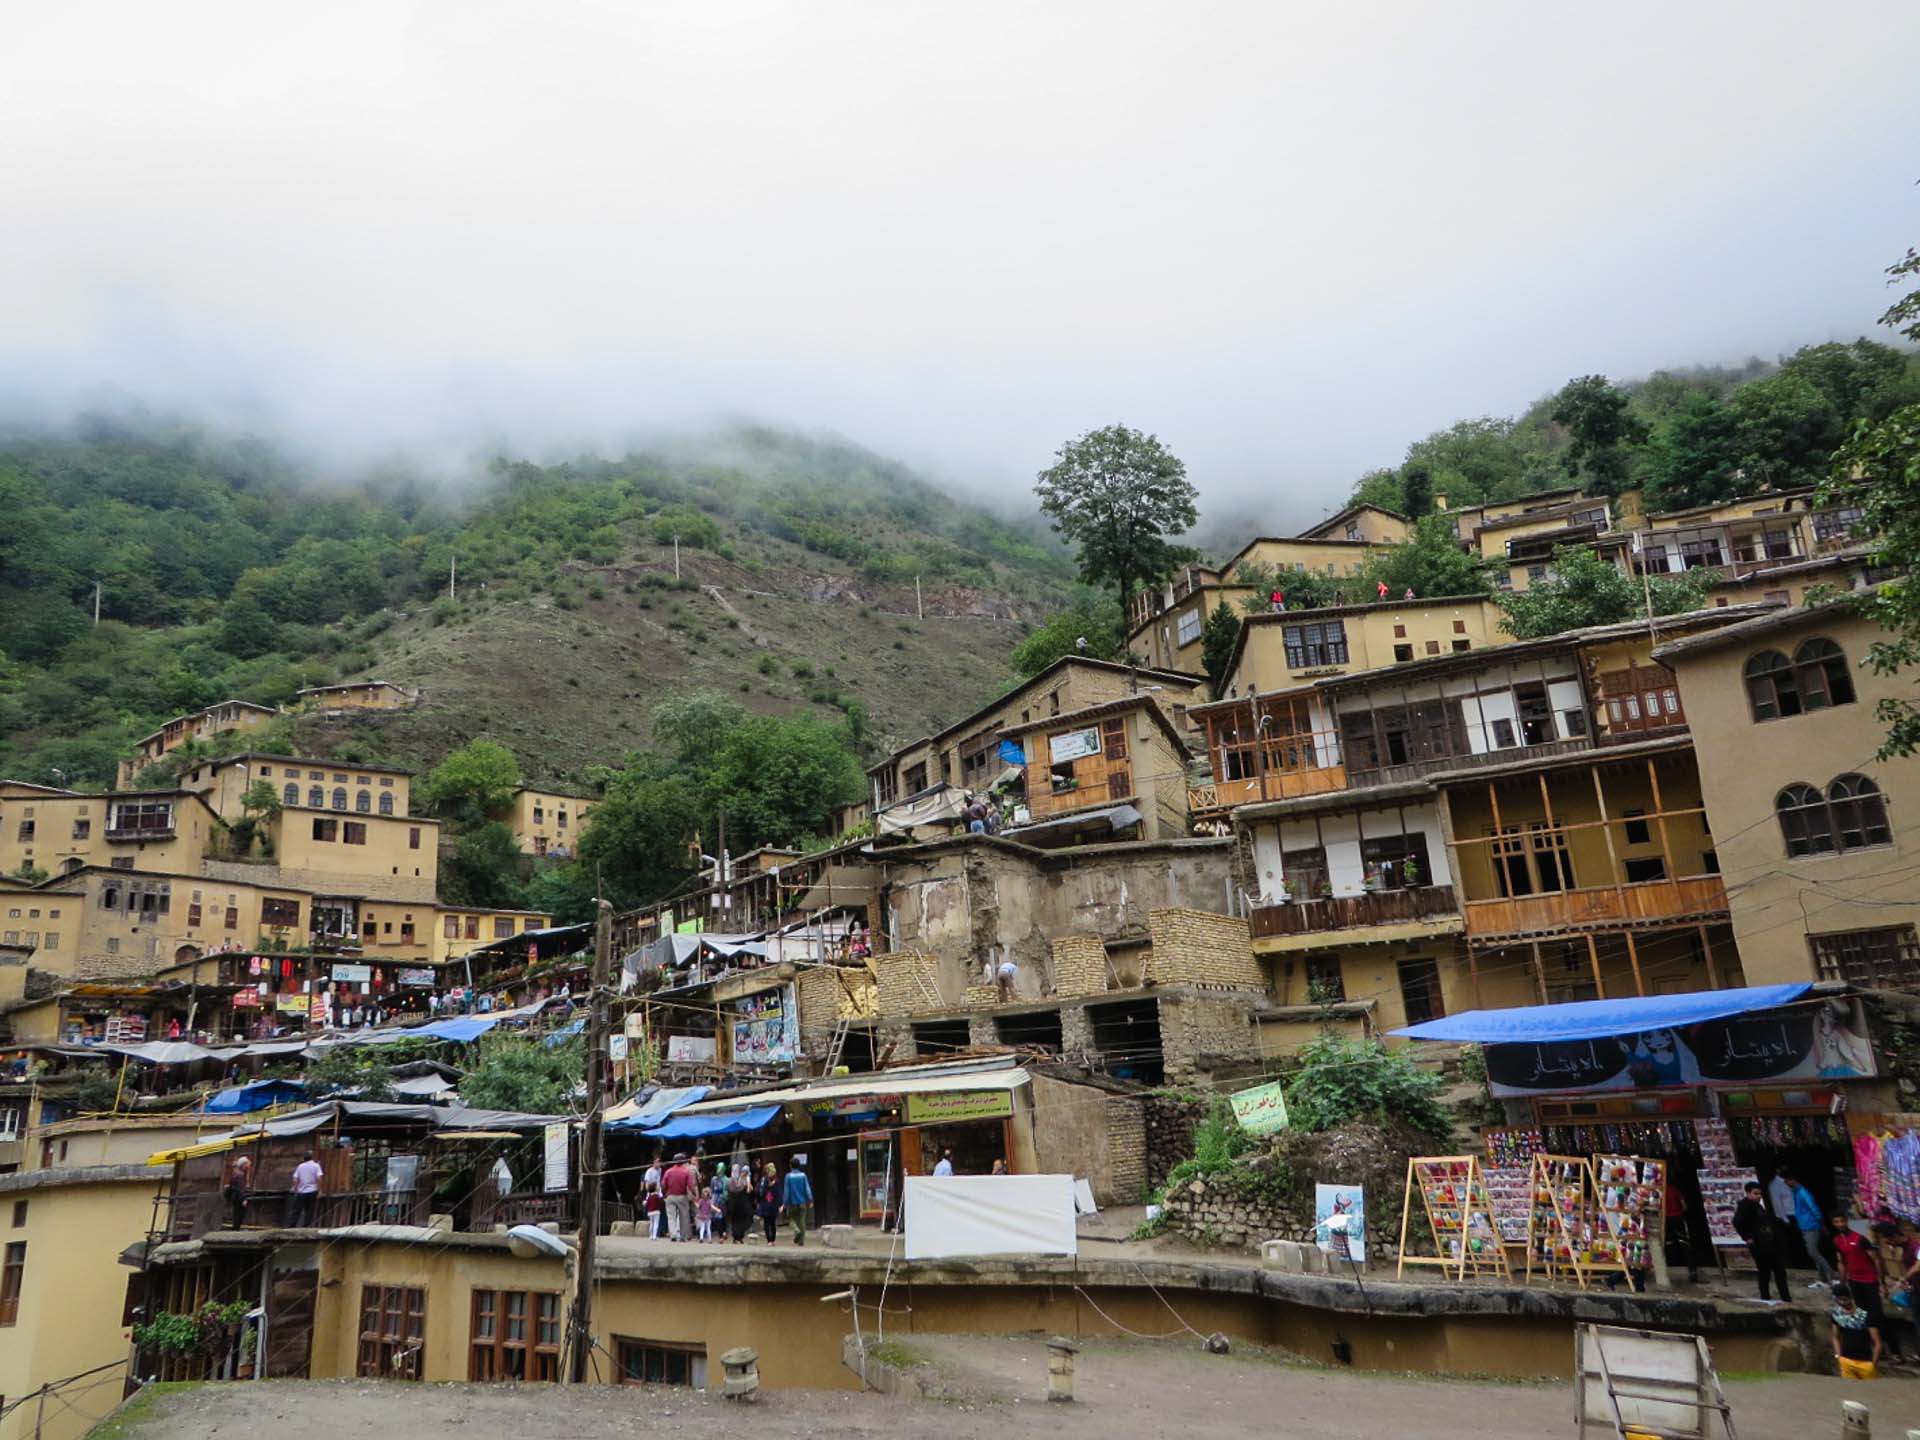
[661, 1152, 698, 1242]
[1830, 1212, 1888, 1331]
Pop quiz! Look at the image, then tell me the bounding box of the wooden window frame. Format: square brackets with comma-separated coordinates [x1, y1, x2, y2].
[615, 1336, 707, 1389]
[356, 1284, 426, 1380]
[469, 1288, 561, 1382]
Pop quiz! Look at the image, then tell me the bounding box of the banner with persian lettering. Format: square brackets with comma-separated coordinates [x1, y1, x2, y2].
[1485, 997, 1873, 1097]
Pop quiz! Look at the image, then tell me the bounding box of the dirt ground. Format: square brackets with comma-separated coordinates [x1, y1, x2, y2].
[107, 1338, 1914, 1440]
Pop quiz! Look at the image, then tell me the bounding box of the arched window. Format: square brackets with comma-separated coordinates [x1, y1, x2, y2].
[308, 786, 324, 807]
[1745, 650, 1801, 721]
[1775, 784, 1834, 858]
[283, 782, 299, 807]
[1827, 773, 1891, 851]
[331, 787, 348, 811]
[1794, 638, 1856, 712]
[378, 792, 394, 816]
[355, 790, 371, 813]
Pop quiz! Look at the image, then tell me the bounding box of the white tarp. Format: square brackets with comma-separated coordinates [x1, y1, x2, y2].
[903, 1174, 1078, 1260]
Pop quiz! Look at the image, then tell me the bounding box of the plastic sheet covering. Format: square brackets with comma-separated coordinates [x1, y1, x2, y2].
[874, 785, 967, 835]
[903, 1174, 1078, 1260]
[1391, 983, 1812, 1044]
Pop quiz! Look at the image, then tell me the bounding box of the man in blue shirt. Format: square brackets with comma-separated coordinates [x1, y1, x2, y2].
[1789, 1173, 1833, 1287]
[782, 1155, 814, 1246]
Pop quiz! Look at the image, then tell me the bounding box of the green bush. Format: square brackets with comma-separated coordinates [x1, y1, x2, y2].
[1284, 1034, 1450, 1141]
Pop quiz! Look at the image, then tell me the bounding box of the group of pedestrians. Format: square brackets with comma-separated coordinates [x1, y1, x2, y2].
[640, 1151, 816, 1246]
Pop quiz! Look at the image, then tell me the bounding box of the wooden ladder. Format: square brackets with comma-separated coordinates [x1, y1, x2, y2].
[823, 1017, 852, 1072]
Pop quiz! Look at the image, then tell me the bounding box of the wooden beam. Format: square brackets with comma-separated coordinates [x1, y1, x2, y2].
[1584, 931, 1607, 999]
[1590, 766, 1629, 914]
[1697, 922, 1721, 990]
[1646, 757, 1678, 882]
[1529, 939, 1549, 1004]
[1466, 939, 1482, 1009]
[1623, 929, 1645, 997]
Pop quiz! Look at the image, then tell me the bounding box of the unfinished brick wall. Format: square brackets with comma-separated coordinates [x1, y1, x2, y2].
[870, 951, 946, 1018]
[1144, 908, 1263, 992]
[1104, 1095, 1147, 1202]
[794, 964, 877, 1049]
[1050, 934, 1109, 998]
[1156, 991, 1262, 1084]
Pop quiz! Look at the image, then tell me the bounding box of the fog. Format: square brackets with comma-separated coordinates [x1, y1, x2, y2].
[2, 2, 1913, 527]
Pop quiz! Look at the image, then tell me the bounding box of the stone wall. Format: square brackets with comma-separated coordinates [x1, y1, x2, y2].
[1160, 1173, 1314, 1251]
[794, 963, 876, 1044]
[1156, 990, 1262, 1084]
[1050, 934, 1108, 998]
[1027, 1071, 1149, 1207]
[1104, 1095, 1147, 1202]
[1143, 1090, 1210, 1189]
[1144, 908, 1263, 991]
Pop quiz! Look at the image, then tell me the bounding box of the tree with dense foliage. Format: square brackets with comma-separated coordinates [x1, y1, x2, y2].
[423, 739, 522, 824]
[459, 1035, 583, 1114]
[1645, 391, 1743, 510]
[1233, 562, 1348, 615]
[1284, 1034, 1451, 1141]
[1551, 376, 1651, 494]
[1816, 247, 1920, 758]
[1009, 590, 1126, 677]
[1034, 425, 1199, 616]
[574, 760, 705, 906]
[1399, 462, 1433, 519]
[1200, 602, 1240, 695]
[698, 711, 865, 852]
[440, 821, 527, 909]
[1498, 545, 1715, 639]
[1354, 514, 1497, 599]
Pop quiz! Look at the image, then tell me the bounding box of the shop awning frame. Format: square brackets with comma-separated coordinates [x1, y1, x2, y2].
[1391, 983, 1814, 1044]
[674, 1061, 1029, 1116]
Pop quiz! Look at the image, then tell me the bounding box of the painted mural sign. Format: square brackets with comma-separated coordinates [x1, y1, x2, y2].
[1314, 1183, 1366, 1263]
[730, 984, 799, 1065]
[1486, 997, 1874, 1097]
[1228, 1079, 1291, 1135]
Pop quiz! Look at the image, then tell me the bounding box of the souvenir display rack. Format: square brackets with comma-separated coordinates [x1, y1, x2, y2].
[1481, 1129, 1544, 1245]
[1593, 1154, 1666, 1272]
[1693, 1118, 1756, 1250]
[1396, 1155, 1512, 1281]
[1525, 1154, 1630, 1289]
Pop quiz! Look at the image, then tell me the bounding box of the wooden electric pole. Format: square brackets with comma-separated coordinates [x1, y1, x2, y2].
[449, 553, 457, 602]
[93, 581, 102, 626]
[566, 896, 613, 1383]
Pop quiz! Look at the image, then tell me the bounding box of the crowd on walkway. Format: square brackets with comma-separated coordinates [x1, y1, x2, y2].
[638, 1149, 817, 1246]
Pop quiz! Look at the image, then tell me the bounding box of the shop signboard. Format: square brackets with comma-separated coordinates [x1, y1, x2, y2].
[1048, 728, 1101, 764]
[274, 994, 310, 1015]
[398, 969, 436, 988]
[729, 984, 799, 1065]
[1485, 997, 1875, 1097]
[1228, 1079, 1291, 1136]
[807, 1092, 901, 1119]
[231, 989, 261, 1009]
[905, 1089, 1014, 1125]
[543, 1122, 569, 1191]
[330, 964, 372, 984]
[666, 1035, 716, 1063]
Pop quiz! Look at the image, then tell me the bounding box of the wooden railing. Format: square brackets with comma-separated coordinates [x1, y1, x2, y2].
[1249, 884, 1459, 939]
[1189, 764, 1347, 816]
[1462, 875, 1728, 940]
[1351, 736, 1592, 789]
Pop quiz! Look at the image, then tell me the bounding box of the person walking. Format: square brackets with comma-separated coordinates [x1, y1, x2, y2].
[757, 1162, 781, 1244]
[1733, 1182, 1789, 1302]
[662, 1151, 697, 1242]
[1831, 1288, 1885, 1380]
[709, 1164, 730, 1241]
[224, 1151, 253, 1230]
[1832, 1213, 1887, 1328]
[1792, 1176, 1833, 1287]
[643, 1183, 664, 1239]
[933, 1149, 954, 1177]
[782, 1155, 814, 1246]
[726, 1163, 755, 1243]
[288, 1150, 324, 1228]
[695, 1184, 715, 1243]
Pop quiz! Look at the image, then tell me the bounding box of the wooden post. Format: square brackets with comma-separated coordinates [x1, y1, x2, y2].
[1697, 923, 1721, 990]
[1623, 930, 1646, 997]
[1646, 758, 1678, 881]
[1590, 766, 1628, 914]
[565, 897, 613, 1383]
[1529, 940, 1549, 1004]
[1464, 939, 1483, 1010]
[1582, 932, 1607, 999]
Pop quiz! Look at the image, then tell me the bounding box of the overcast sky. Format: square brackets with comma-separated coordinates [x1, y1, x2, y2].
[3, 2, 1913, 527]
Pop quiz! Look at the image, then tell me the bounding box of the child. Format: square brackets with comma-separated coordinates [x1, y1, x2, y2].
[643, 1183, 664, 1239]
[1832, 1288, 1884, 1379]
[695, 1185, 715, 1242]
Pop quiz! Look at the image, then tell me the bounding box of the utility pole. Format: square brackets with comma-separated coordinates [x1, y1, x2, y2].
[566, 895, 613, 1383]
[93, 581, 101, 626]
[449, 553, 457, 603]
[673, 535, 681, 582]
[915, 574, 923, 620]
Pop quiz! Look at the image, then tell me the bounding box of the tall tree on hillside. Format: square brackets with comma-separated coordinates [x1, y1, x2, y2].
[1199, 602, 1240, 696]
[1816, 242, 1920, 758]
[1399, 462, 1434, 519]
[1646, 392, 1743, 511]
[1551, 376, 1651, 495]
[1354, 515, 1498, 600]
[1034, 425, 1199, 617]
[423, 739, 522, 824]
[1498, 545, 1714, 639]
[1010, 590, 1126, 677]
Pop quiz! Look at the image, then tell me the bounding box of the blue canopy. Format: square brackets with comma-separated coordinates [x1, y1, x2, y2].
[606, 1085, 710, 1131]
[640, 1104, 781, 1140]
[543, 1017, 586, 1048]
[1392, 983, 1813, 1044]
[204, 1078, 307, 1114]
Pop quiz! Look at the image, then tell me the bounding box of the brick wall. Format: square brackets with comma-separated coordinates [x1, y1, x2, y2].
[1144, 908, 1263, 992]
[794, 964, 876, 1042]
[1157, 991, 1261, 1084]
[1104, 1095, 1147, 1202]
[870, 951, 945, 1018]
[1050, 934, 1109, 998]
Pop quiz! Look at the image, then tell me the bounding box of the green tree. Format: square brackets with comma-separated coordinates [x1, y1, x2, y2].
[215, 580, 279, 659]
[423, 739, 522, 824]
[1009, 591, 1126, 677]
[303, 1047, 396, 1102]
[1399, 462, 1434, 519]
[1778, 339, 1920, 425]
[440, 821, 527, 909]
[1199, 602, 1240, 695]
[1725, 372, 1844, 490]
[1498, 545, 1715, 639]
[648, 691, 747, 765]
[1354, 514, 1497, 599]
[1646, 392, 1741, 510]
[575, 761, 705, 906]
[1551, 376, 1651, 494]
[1034, 425, 1199, 616]
[460, 1034, 583, 1114]
[702, 713, 865, 851]
[1233, 562, 1347, 615]
[1284, 1034, 1451, 1141]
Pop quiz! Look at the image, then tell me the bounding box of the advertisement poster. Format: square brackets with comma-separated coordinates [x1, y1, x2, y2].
[1229, 1079, 1291, 1136]
[1485, 997, 1873, 1097]
[543, 1122, 570, 1191]
[1314, 1183, 1366, 1263]
[398, 968, 436, 988]
[730, 984, 799, 1065]
[905, 1089, 1014, 1124]
[274, 994, 310, 1015]
[667, 1035, 717, 1063]
[330, 963, 372, 984]
[1048, 728, 1101, 764]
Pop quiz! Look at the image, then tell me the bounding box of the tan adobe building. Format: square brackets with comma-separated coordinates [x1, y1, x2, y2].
[178, 753, 415, 821]
[434, 905, 553, 965]
[115, 699, 280, 787]
[1294, 502, 1414, 545]
[294, 679, 418, 711]
[0, 883, 83, 980]
[1217, 594, 1508, 697]
[0, 790, 225, 880]
[0, 782, 76, 804]
[0, 1165, 158, 1440]
[1124, 563, 1257, 673]
[1703, 546, 1884, 610]
[253, 807, 440, 903]
[1003, 696, 1193, 845]
[505, 787, 594, 857]
[1656, 604, 1919, 991]
[865, 656, 1205, 822]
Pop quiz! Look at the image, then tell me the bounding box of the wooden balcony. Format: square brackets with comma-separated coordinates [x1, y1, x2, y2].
[1353, 737, 1592, 789]
[1189, 764, 1347, 817]
[1249, 884, 1460, 940]
[1462, 875, 1729, 941]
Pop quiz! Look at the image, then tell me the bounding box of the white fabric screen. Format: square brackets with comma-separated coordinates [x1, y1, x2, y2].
[903, 1174, 1078, 1260]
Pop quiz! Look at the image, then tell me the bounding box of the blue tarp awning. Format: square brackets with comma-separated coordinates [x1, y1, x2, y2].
[606, 1085, 710, 1131]
[543, 1017, 586, 1048]
[204, 1078, 307, 1114]
[640, 1104, 782, 1140]
[1392, 983, 1813, 1044]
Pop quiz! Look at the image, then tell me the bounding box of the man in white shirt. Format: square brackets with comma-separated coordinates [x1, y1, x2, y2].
[933, 1149, 954, 1177]
[289, 1151, 324, 1228]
